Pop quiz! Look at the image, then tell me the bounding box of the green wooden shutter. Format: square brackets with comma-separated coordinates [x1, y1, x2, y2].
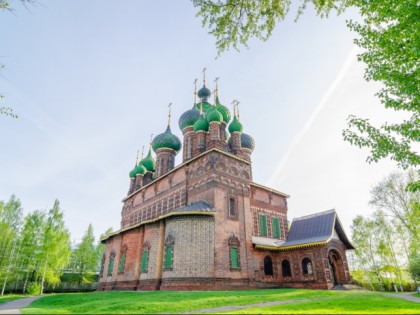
[165, 246, 173, 269]
[259, 215, 267, 236]
[119, 252, 126, 273]
[272, 217, 280, 238]
[141, 251, 148, 273]
[230, 248, 239, 269]
[107, 257, 114, 276]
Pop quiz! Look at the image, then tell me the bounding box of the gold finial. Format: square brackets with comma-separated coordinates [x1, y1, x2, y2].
[213, 89, 217, 105]
[135, 149, 139, 166]
[236, 100, 240, 121]
[168, 102, 172, 126]
[149, 134, 153, 148]
[200, 100, 203, 115]
[214, 77, 219, 96]
[202, 67, 207, 85]
[231, 100, 237, 117]
[193, 78, 198, 104]
[141, 146, 144, 160]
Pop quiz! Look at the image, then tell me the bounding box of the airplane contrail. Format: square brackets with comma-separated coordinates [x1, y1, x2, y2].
[267, 45, 360, 186]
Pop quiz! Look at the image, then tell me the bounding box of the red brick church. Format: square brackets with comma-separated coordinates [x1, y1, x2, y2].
[99, 73, 354, 291]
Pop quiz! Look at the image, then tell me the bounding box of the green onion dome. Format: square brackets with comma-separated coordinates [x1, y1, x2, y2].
[206, 106, 223, 123]
[178, 108, 200, 131]
[129, 167, 137, 179]
[193, 114, 209, 132]
[228, 116, 243, 133]
[193, 101, 213, 113]
[215, 96, 231, 123]
[134, 162, 147, 176]
[141, 149, 156, 172]
[152, 125, 182, 153]
[241, 133, 255, 151]
[197, 85, 211, 101]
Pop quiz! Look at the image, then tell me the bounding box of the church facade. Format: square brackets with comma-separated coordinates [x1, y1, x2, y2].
[98, 75, 354, 291]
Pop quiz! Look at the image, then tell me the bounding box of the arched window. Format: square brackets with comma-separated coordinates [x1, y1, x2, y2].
[164, 235, 175, 270]
[302, 258, 313, 275]
[107, 251, 116, 276]
[141, 241, 151, 274]
[100, 254, 105, 278]
[229, 197, 237, 218]
[228, 234, 240, 270]
[119, 245, 128, 274]
[264, 256, 273, 275]
[281, 259, 291, 277]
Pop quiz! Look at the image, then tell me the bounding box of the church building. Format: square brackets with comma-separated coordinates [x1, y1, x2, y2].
[99, 73, 354, 291]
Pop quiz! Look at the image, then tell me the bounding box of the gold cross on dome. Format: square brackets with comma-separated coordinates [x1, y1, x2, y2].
[202, 67, 207, 84]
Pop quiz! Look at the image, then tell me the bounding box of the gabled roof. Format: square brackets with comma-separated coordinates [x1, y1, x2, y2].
[253, 209, 354, 251]
[279, 209, 354, 250]
[101, 200, 216, 243]
[174, 201, 214, 213]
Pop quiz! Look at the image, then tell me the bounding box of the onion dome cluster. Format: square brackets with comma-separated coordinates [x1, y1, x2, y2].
[152, 125, 182, 153]
[228, 115, 243, 133]
[129, 149, 154, 179]
[193, 113, 209, 132]
[178, 108, 200, 131]
[215, 96, 231, 123]
[241, 133, 255, 151]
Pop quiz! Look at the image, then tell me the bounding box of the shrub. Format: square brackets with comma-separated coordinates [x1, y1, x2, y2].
[27, 282, 41, 295]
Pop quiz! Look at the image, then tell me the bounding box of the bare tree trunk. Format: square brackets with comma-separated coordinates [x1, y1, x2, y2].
[1, 239, 17, 296]
[40, 255, 48, 295]
[22, 272, 29, 294]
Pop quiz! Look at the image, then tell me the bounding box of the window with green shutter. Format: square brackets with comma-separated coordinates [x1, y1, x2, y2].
[272, 217, 280, 238]
[141, 251, 148, 273]
[119, 252, 126, 273]
[107, 256, 114, 276]
[230, 247, 239, 269]
[165, 246, 173, 270]
[259, 214, 267, 236]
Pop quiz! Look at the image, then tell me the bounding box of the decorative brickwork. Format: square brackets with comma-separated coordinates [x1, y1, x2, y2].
[99, 77, 353, 291]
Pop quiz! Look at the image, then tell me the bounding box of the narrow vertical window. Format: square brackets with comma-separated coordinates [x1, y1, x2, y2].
[107, 255, 115, 276]
[119, 252, 126, 273]
[259, 214, 267, 236]
[165, 246, 173, 270]
[141, 250, 148, 273]
[229, 197, 236, 217]
[230, 247, 239, 269]
[272, 217, 280, 238]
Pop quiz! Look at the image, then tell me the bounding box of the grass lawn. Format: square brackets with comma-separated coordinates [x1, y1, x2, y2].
[0, 294, 26, 304]
[22, 289, 420, 314]
[414, 293, 420, 298]
[222, 293, 420, 314]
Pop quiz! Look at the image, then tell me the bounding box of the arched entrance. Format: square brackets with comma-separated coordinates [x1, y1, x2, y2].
[328, 249, 345, 285]
[264, 256, 273, 275]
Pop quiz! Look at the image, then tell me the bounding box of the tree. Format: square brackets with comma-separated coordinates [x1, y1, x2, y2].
[370, 170, 419, 241]
[342, 0, 419, 191]
[73, 224, 98, 287]
[351, 215, 385, 290]
[193, 0, 419, 188]
[193, 0, 349, 54]
[18, 210, 46, 294]
[38, 200, 71, 294]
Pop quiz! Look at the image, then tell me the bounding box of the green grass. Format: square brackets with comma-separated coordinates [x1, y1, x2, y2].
[0, 294, 26, 304]
[22, 290, 420, 314]
[222, 293, 420, 314]
[413, 293, 420, 298]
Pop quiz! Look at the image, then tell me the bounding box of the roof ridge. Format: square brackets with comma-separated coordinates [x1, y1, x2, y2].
[293, 209, 336, 221]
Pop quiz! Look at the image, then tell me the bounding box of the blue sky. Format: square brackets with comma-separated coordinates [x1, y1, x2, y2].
[0, 1, 398, 242]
